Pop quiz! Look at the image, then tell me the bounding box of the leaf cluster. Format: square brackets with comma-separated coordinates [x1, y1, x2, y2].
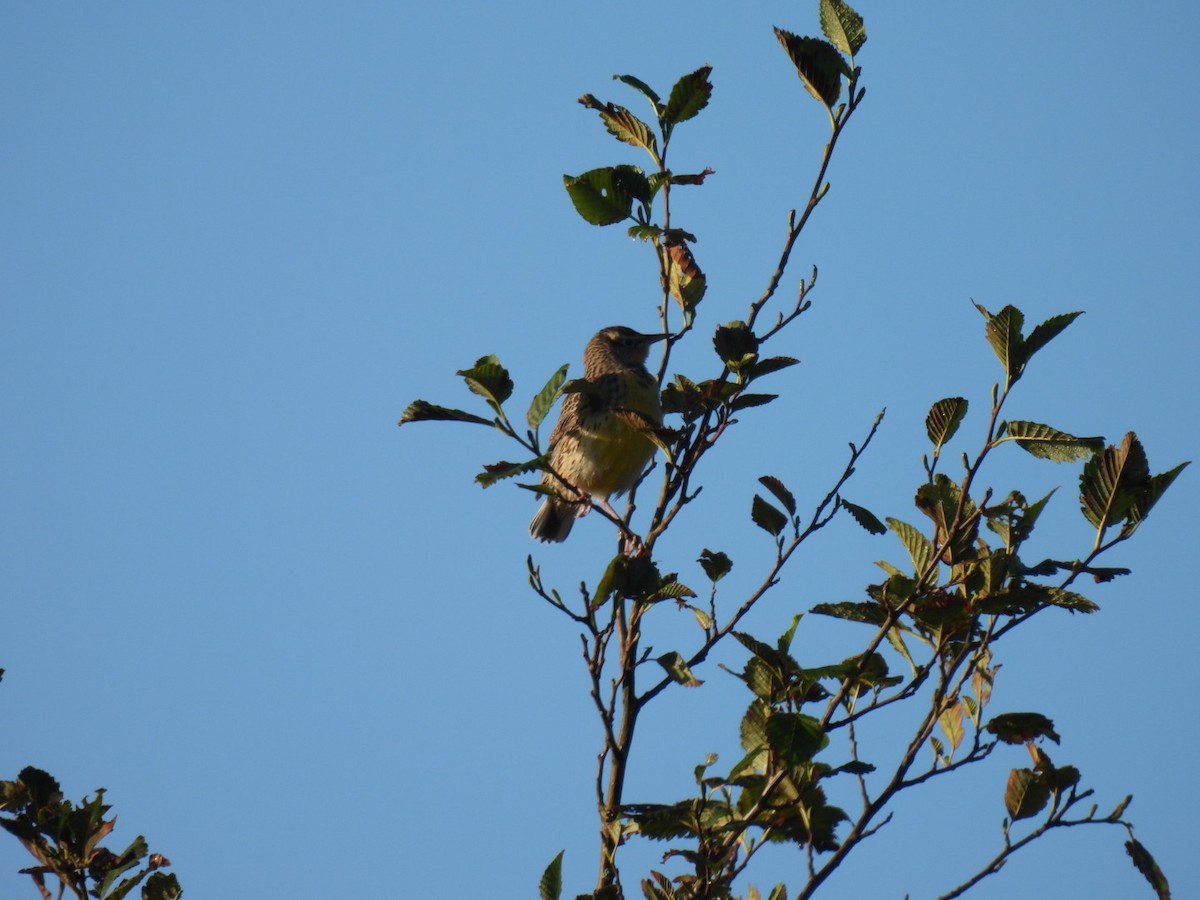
[0, 767, 181, 900]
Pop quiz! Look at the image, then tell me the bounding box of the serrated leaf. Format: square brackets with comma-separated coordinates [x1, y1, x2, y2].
[657, 651, 704, 687]
[810, 601, 887, 625]
[764, 711, 827, 764]
[578, 94, 660, 161]
[563, 166, 642, 226]
[986, 712, 1060, 744]
[758, 475, 797, 515]
[819, 0, 867, 58]
[142, 873, 183, 900]
[774, 28, 845, 107]
[975, 303, 1026, 383]
[886, 517, 934, 577]
[1005, 768, 1051, 821]
[1126, 839, 1171, 900]
[713, 320, 759, 371]
[1127, 460, 1189, 527]
[840, 499, 886, 534]
[539, 850, 564, 900]
[476, 457, 545, 488]
[397, 400, 494, 428]
[457, 355, 514, 410]
[662, 65, 713, 127]
[730, 393, 778, 411]
[1080, 432, 1150, 528]
[698, 548, 733, 582]
[926, 397, 968, 450]
[527, 364, 569, 431]
[1024, 310, 1083, 360]
[752, 494, 788, 537]
[939, 701, 965, 753]
[1002, 420, 1104, 461]
[612, 73, 662, 110]
[665, 240, 706, 312]
[745, 355, 800, 380]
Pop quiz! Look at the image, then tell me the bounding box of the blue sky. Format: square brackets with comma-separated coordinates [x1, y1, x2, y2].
[3, 2, 1197, 898]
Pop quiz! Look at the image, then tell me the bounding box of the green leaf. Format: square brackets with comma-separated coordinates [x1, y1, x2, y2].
[810, 601, 887, 625]
[1024, 310, 1083, 360]
[986, 712, 1060, 744]
[730, 393, 778, 411]
[752, 494, 788, 537]
[664, 240, 706, 312]
[764, 712, 827, 764]
[886, 517, 934, 578]
[397, 400, 495, 428]
[1005, 768, 1051, 821]
[527, 364, 569, 431]
[1126, 839, 1171, 900]
[1001, 420, 1104, 461]
[819, 0, 867, 58]
[975, 303, 1026, 383]
[698, 549, 732, 582]
[539, 850, 564, 900]
[758, 475, 797, 515]
[1080, 432, 1150, 528]
[939, 701, 965, 752]
[713, 320, 758, 371]
[457, 355, 514, 412]
[662, 65, 713, 127]
[563, 166, 642, 226]
[578, 94, 660, 161]
[612, 73, 662, 109]
[840, 499, 886, 534]
[142, 873, 183, 900]
[774, 28, 846, 107]
[1127, 460, 1190, 528]
[745, 355, 800, 380]
[476, 457, 544, 488]
[925, 397, 968, 451]
[657, 651, 704, 687]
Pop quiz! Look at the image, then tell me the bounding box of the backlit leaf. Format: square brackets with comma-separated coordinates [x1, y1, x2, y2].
[527, 364, 569, 430]
[886, 517, 934, 577]
[457, 355, 514, 410]
[975, 303, 1026, 382]
[578, 94, 659, 161]
[539, 851, 564, 900]
[1001, 420, 1103, 461]
[819, 0, 867, 58]
[1080, 432, 1150, 528]
[563, 166, 641, 226]
[663, 65, 713, 127]
[925, 397, 968, 450]
[1005, 768, 1050, 820]
[774, 29, 845, 107]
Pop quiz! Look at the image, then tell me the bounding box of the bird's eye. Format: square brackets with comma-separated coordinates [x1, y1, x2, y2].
[621, 337, 637, 347]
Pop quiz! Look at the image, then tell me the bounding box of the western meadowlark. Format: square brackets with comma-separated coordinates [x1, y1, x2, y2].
[530, 325, 666, 542]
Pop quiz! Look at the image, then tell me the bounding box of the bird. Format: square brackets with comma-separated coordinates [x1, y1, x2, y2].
[530, 325, 666, 543]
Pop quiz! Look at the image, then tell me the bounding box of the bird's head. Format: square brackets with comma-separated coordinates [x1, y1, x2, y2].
[591, 325, 668, 368]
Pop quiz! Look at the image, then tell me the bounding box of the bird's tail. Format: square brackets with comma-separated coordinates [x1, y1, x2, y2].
[530, 497, 575, 543]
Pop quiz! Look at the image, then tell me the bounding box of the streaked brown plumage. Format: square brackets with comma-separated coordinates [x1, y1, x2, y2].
[530, 326, 665, 542]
